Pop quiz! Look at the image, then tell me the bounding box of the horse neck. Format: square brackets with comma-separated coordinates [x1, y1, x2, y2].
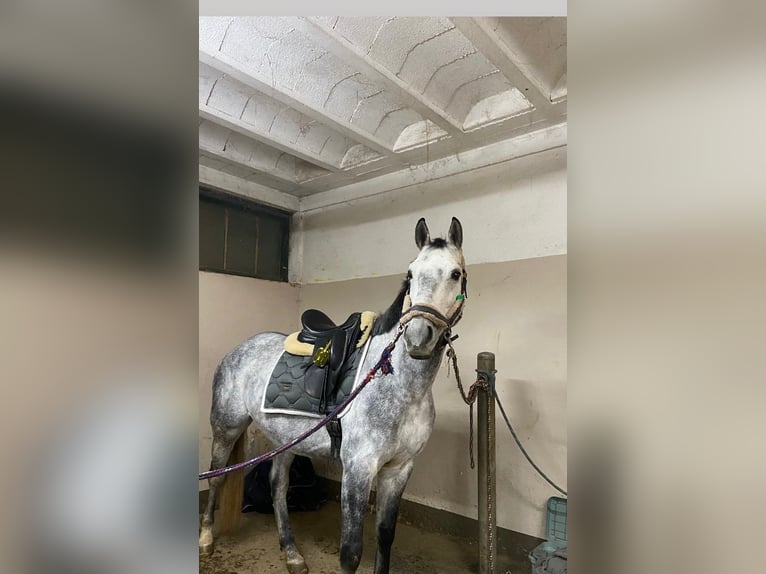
[374, 325, 444, 400]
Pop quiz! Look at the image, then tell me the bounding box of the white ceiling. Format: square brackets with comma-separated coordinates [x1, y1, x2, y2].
[199, 17, 566, 208]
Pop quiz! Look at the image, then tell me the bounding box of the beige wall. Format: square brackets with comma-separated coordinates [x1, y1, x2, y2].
[198, 271, 299, 481]
[300, 256, 566, 538]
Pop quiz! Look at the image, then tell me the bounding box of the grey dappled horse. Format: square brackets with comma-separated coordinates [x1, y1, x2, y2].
[200, 218, 467, 574]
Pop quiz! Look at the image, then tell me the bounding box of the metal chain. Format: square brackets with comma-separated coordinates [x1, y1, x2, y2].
[494, 391, 567, 496]
[487, 372, 496, 574]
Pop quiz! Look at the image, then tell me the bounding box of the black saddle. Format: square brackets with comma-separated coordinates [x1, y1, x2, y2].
[297, 309, 363, 412]
[300, 309, 362, 341]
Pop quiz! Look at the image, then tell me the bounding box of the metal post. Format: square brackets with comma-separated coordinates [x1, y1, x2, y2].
[477, 352, 496, 574]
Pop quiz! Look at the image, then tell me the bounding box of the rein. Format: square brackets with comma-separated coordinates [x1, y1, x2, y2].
[200, 263, 469, 481]
[198, 328, 404, 481]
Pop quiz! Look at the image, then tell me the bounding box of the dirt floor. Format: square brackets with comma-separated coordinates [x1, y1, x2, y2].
[199, 500, 530, 574]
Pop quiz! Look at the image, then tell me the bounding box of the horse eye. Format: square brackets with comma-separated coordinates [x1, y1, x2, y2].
[406, 270, 413, 280]
[450, 270, 461, 281]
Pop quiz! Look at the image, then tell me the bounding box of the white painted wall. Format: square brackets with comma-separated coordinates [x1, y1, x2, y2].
[296, 146, 566, 283]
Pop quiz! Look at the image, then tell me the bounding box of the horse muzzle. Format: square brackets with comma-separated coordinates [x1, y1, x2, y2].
[403, 316, 442, 359]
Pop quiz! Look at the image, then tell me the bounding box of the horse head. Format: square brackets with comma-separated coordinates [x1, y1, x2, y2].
[401, 217, 467, 359]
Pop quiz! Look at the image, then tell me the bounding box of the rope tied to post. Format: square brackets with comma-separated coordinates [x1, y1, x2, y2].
[445, 340, 495, 469]
[446, 339, 568, 496]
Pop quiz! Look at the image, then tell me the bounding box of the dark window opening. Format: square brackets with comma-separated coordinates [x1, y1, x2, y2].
[199, 188, 290, 282]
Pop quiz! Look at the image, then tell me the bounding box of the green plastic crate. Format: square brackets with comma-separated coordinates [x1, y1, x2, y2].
[529, 497, 567, 571]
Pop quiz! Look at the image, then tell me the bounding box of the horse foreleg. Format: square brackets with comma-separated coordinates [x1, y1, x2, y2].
[339, 462, 375, 574]
[270, 452, 308, 574]
[373, 461, 414, 574]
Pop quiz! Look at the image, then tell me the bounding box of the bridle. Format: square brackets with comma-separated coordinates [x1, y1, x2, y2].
[399, 257, 468, 337]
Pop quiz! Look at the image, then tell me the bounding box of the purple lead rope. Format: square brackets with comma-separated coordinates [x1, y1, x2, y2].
[199, 330, 402, 481]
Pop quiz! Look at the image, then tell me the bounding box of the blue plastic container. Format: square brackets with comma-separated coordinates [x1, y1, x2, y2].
[528, 497, 567, 572]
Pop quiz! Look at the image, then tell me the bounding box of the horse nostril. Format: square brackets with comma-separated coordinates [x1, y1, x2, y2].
[426, 325, 433, 340]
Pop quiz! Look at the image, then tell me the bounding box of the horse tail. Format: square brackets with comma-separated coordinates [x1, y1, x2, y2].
[216, 428, 248, 534]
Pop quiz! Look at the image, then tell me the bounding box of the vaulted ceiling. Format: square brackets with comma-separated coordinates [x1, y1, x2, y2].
[199, 17, 566, 208]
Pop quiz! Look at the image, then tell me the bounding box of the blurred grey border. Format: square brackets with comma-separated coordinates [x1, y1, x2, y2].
[569, 2, 765, 574]
[0, 2, 199, 573]
[2, 1, 764, 573]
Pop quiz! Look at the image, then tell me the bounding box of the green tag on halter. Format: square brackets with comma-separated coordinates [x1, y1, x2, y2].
[456, 294, 464, 301]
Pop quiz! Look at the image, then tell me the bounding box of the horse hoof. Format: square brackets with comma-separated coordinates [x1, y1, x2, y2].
[199, 526, 215, 555]
[286, 558, 308, 574]
[199, 541, 215, 556]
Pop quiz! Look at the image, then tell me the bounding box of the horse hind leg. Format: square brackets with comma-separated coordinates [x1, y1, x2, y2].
[271, 452, 308, 574]
[199, 420, 249, 555]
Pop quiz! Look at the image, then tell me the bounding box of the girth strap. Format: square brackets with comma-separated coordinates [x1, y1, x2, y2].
[326, 418, 342, 460]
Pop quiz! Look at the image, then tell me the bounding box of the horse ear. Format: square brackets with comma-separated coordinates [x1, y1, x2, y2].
[415, 217, 430, 249]
[448, 217, 463, 249]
